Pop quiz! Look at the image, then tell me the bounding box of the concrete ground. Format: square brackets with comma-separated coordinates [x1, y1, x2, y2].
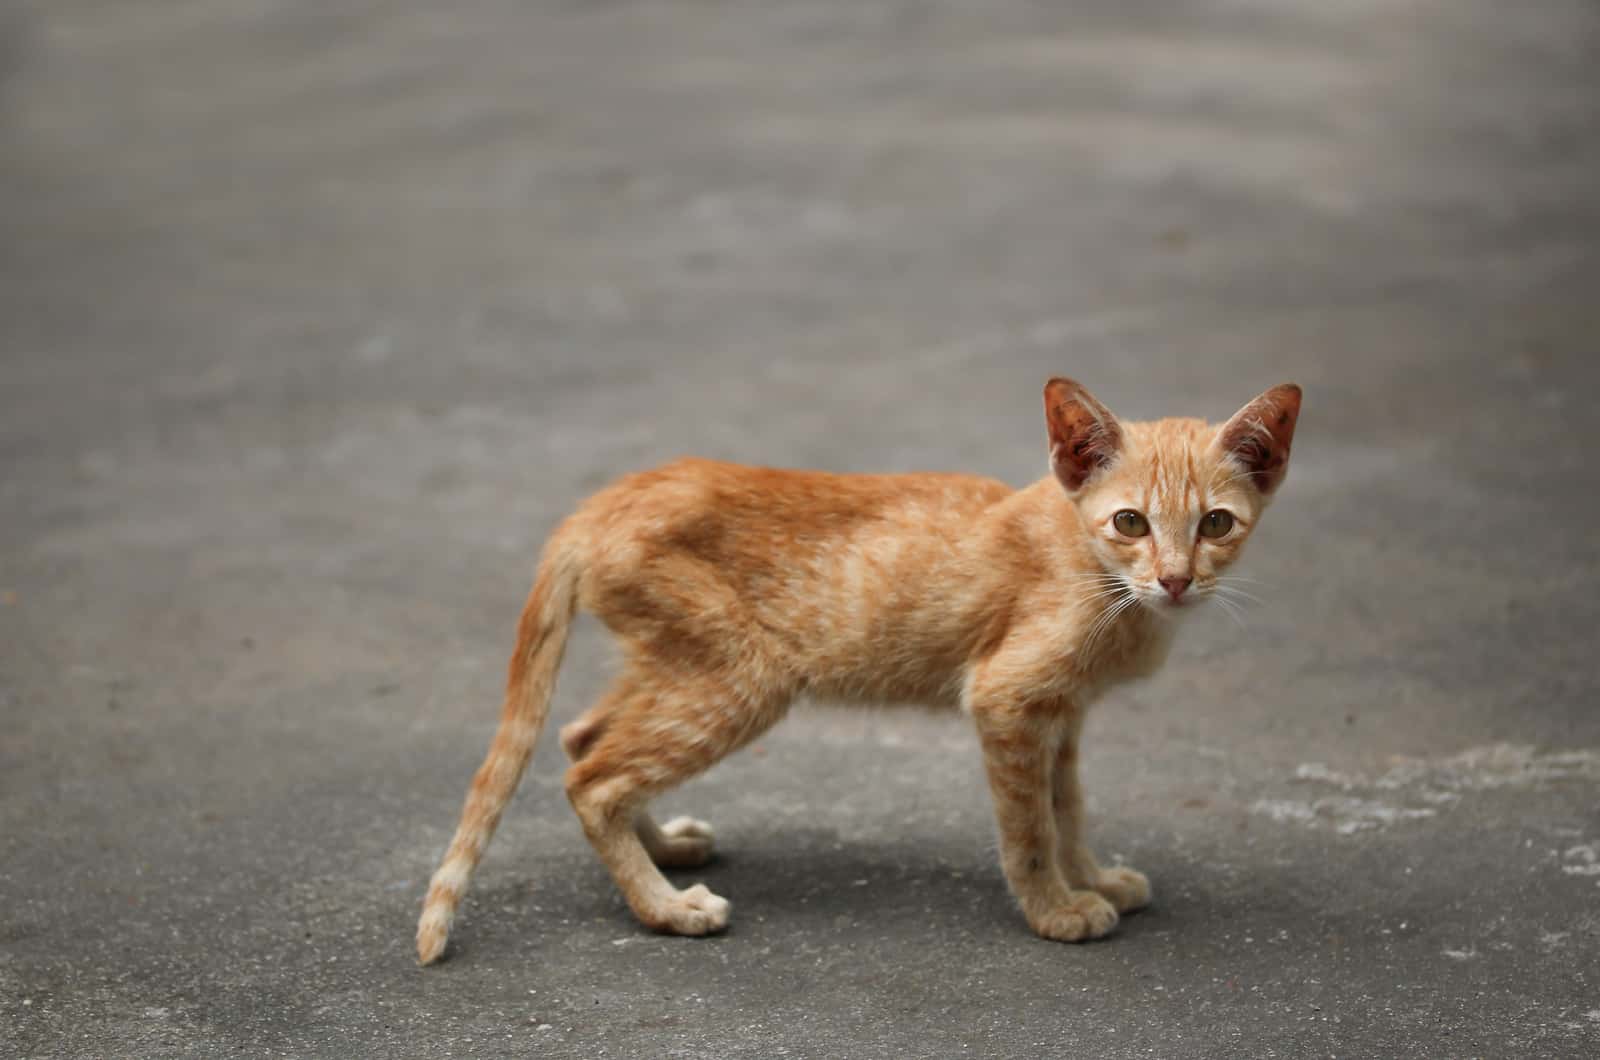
[3, 0, 1599, 1056]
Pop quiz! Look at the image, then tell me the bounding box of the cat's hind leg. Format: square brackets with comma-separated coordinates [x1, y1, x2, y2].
[564, 669, 788, 935]
[561, 698, 717, 869]
[635, 813, 717, 869]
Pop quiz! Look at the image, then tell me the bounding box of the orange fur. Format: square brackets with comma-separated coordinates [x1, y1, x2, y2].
[416, 379, 1302, 963]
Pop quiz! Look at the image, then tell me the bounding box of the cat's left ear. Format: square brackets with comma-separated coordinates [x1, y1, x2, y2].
[1214, 383, 1302, 495]
[1044, 377, 1124, 494]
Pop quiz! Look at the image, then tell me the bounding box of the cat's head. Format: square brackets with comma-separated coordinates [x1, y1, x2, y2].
[1043, 377, 1301, 612]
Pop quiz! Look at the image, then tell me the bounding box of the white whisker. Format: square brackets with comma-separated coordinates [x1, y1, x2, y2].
[1216, 574, 1274, 587]
[1213, 584, 1266, 607]
[1081, 590, 1139, 657]
[1211, 592, 1248, 633]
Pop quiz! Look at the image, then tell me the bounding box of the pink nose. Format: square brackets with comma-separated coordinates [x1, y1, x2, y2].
[1159, 576, 1192, 601]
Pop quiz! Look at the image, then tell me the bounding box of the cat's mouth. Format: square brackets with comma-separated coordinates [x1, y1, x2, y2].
[1139, 584, 1205, 612]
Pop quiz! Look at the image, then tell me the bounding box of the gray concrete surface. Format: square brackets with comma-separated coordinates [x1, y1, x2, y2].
[4, 1, 1599, 1056]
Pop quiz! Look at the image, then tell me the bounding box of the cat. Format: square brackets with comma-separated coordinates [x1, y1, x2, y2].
[416, 377, 1301, 964]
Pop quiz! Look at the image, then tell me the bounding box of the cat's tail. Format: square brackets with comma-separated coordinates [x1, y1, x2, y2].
[416, 533, 581, 965]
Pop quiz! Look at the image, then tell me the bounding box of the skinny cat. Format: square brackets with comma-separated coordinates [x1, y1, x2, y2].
[417, 377, 1301, 964]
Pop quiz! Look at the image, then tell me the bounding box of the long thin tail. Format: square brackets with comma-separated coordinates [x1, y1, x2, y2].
[416, 538, 580, 964]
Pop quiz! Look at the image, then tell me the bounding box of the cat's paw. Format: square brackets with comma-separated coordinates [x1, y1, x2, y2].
[640, 883, 731, 936]
[1029, 891, 1119, 942]
[1094, 866, 1151, 914]
[648, 816, 716, 869]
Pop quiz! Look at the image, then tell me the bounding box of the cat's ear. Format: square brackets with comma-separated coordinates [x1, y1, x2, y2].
[1214, 383, 1302, 495]
[1043, 377, 1124, 494]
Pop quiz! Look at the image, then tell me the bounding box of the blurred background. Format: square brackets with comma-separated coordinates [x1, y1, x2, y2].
[3, 2, 1598, 1056]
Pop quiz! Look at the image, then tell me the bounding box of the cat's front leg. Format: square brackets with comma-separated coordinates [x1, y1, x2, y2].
[1050, 723, 1151, 915]
[971, 699, 1119, 942]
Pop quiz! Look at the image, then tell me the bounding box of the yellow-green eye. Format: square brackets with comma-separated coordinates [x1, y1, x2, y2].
[1199, 509, 1235, 539]
[1113, 510, 1149, 537]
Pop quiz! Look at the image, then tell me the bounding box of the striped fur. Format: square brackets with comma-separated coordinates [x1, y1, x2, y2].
[416, 379, 1301, 963]
[415, 540, 580, 965]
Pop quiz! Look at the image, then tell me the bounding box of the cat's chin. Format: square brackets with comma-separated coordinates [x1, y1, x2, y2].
[1143, 594, 1195, 616]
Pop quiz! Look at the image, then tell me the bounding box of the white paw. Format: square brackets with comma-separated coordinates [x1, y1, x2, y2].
[1095, 866, 1151, 913]
[1029, 891, 1119, 942]
[642, 882, 731, 936]
[648, 816, 716, 868]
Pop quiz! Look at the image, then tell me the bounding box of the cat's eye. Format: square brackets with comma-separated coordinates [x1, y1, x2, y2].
[1198, 509, 1235, 539]
[1112, 510, 1149, 537]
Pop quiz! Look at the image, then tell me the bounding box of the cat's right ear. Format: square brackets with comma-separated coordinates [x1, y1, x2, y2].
[1044, 377, 1124, 494]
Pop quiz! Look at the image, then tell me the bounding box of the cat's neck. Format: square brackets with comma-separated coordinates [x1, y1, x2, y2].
[970, 477, 1173, 685]
[979, 476, 1101, 574]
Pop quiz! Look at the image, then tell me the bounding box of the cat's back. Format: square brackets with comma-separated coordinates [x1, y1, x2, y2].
[578, 456, 1011, 536]
[563, 457, 1013, 591]
[566, 458, 1014, 682]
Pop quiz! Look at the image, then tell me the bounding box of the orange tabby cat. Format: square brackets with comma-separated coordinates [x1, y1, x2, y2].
[416, 377, 1301, 963]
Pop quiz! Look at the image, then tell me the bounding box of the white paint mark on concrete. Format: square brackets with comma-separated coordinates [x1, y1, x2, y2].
[1326, 799, 1436, 834]
[1251, 799, 1316, 823]
[1293, 762, 1360, 789]
[1251, 796, 1433, 833]
[1256, 744, 1599, 837]
[1306, 744, 1600, 798]
[1561, 843, 1600, 878]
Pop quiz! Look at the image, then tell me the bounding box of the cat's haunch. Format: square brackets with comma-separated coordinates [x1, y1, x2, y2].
[417, 379, 1301, 964]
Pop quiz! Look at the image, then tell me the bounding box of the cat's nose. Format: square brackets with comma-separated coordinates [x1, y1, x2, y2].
[1159, 576, 1192, 601]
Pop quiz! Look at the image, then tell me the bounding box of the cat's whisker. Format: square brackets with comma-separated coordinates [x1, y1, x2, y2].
[1215, 578, 1272, 599]
[1216, 574, 1273, 587]
[1212, 583, 1266, 607]
[1071, 582, 1129, 595]
[1211, 586, 1246, 609]
[1108, 593, 1143, 635]
[1213, 582, 1267, 607]
[1210, 592, 1248, 633]
[1079, 601, 1118, 655]
[1082, 590, 1139, 657]
[1070, 573, 1132, 597]
[1075, 592, 1126, 611]
[1081, 612, 1114, 657]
